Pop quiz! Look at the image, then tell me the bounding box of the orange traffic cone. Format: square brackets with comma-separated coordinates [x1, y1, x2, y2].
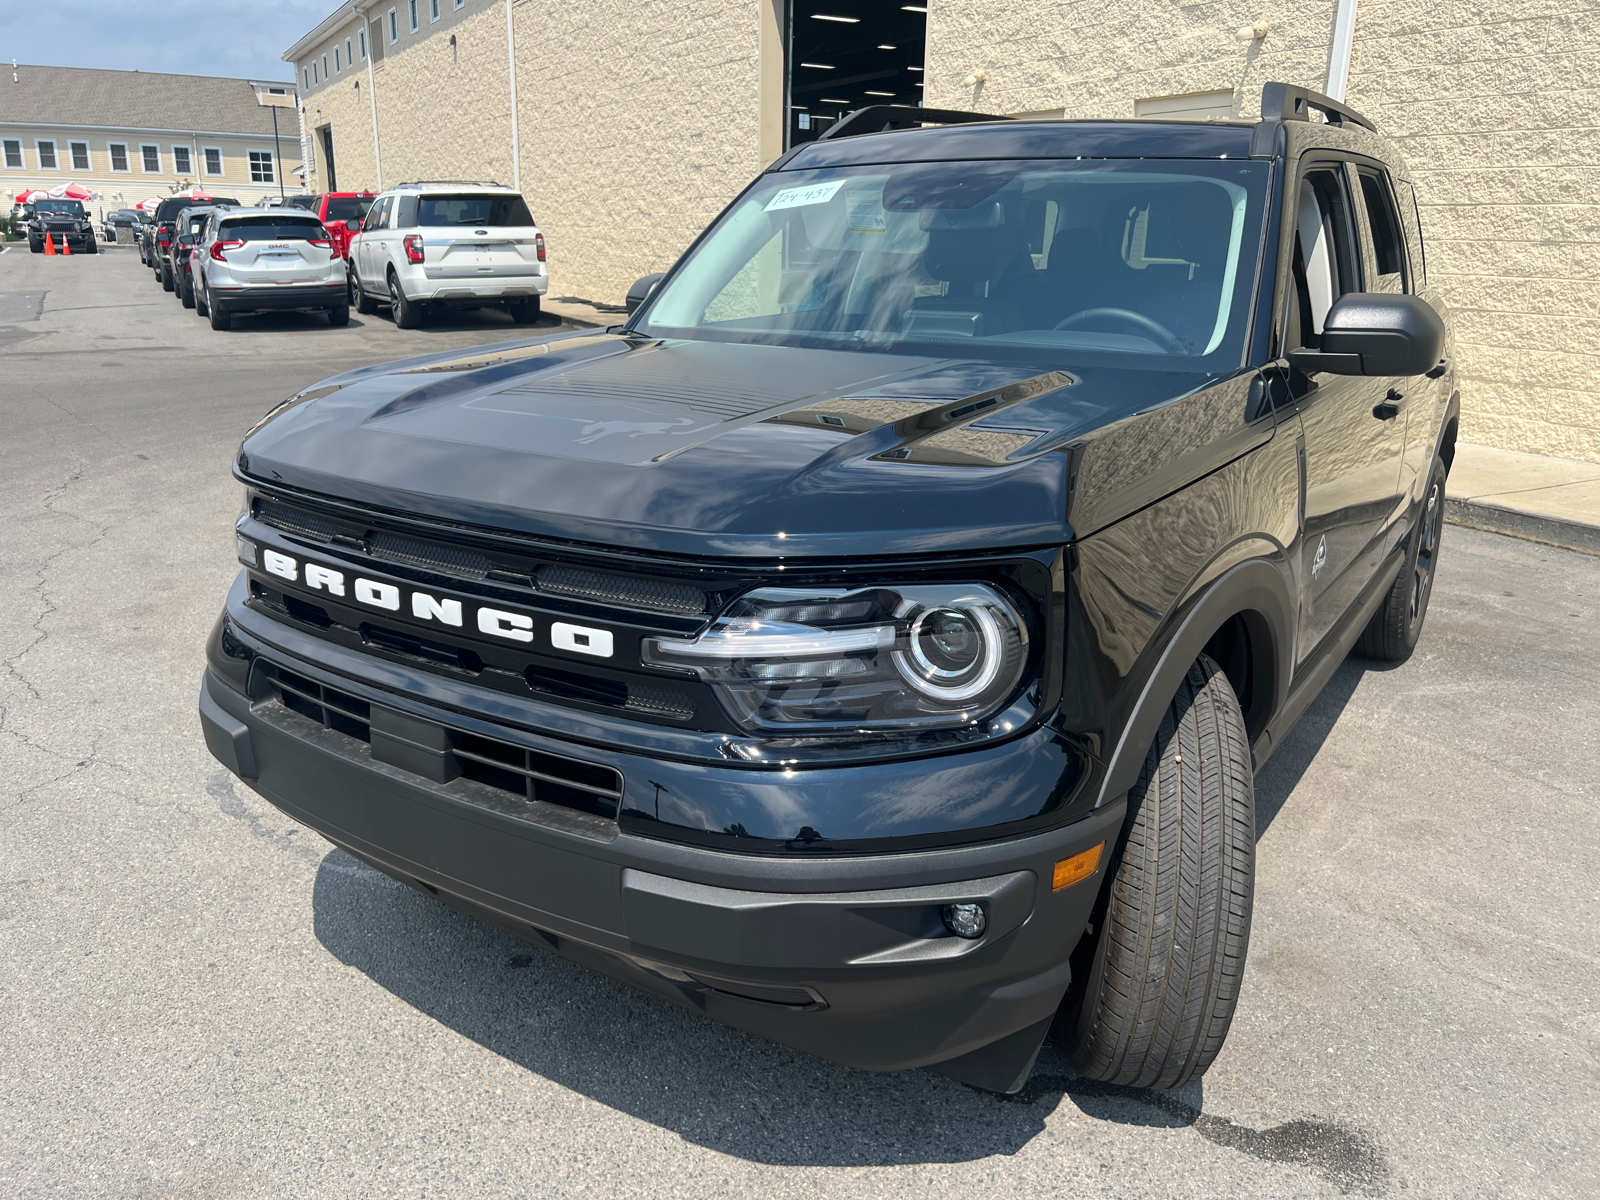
[43, 232, 55, 256]
[61, 235, 70, 256]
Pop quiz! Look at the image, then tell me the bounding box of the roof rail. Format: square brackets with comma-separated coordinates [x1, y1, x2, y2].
[389, 180, 507, 189]
[817, 104, 1012, 142]
[1250, 81, 1377, 156]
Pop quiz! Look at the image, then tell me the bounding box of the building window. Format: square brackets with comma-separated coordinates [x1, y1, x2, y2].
[3, 140, 21, 169]
[70, 142, 90, 170]
[173, 146, 192, 175]
[389, 8, 398, 42]
[141, 144, 161, 173]
[335, 48, 342, 73]
[346, 37, 354, 65]
[430, 0, 440, 20]
[37, 140, 58, 170]
[322, 54, 329, 79]
[455, 0, 464, 9]
[268, 86, 286, 95]
[360, 28, 368, 58]
[409, 0, 419, 33]
[203, 147, 223, 176]
[108, 143, 129, 171]
[249, 150, 275, 183]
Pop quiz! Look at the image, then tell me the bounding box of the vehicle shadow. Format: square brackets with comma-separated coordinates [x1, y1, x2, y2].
[309, 844, 1384, 1187]
[1254, 655, 1378, 839]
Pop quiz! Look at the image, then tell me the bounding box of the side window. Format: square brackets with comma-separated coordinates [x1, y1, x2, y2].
[1357, 169, 1408, 293]
[365, 196, 389, 231]
[1287, 167, 1360, 350]
[1393, 179, 1426, 287]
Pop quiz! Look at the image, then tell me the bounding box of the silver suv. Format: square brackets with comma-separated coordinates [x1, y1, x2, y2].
[193, 207, 350, 332]
[348, 182, 548, 328]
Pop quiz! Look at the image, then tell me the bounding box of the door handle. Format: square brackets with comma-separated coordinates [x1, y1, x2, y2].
[1372, 389, 1403, 421]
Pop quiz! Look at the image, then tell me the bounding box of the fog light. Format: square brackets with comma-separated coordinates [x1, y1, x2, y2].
[236, 535, 257, 567]
[942, 902, 986, 940]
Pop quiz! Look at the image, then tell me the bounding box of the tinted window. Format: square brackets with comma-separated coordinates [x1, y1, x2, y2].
[1288, 169, 1360, 350]
[219, 217, 325, 241]
[34, 200, 85, 216]
[325, 196, 373, 222]
[415, 194, 535, 227]
[1358, 171, 1406, 286]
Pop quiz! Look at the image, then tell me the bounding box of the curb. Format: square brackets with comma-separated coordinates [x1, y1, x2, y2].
[1445, 498, 1600, 558]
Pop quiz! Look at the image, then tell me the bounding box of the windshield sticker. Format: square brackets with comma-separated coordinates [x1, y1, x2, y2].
[764, 179, 846, 212]
[845, 192, 887, 233]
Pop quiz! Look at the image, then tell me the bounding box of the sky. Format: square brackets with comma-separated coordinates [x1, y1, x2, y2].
[1, 0, 331, 82]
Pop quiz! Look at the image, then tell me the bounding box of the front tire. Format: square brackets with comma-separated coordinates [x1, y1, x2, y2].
[1058, 654, 1256, 1090]
[389, 271, 421, 329]
[82, 238, 97, 255]
[30, 239, 42, 254]
[352, 269, 380, 315]
[1357, 455, 1447, 663]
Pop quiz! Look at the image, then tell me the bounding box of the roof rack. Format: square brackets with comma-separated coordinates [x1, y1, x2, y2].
[817, 104, 1012, 142]
[389, 180, 507, 189]
[1250, 82, 1377, 156]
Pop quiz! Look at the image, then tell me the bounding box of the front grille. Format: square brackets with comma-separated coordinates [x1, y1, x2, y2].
[255, 497, 340, 542]
[257, 661, 372, 742]
[534, 564, 704, 616]
[250, 657, 624, 821]
[453, 731, 624, 819]
[367, 531, 491, 579]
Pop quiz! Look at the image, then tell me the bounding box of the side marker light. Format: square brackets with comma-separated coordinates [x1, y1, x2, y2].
[1053, 842, 1105, 891]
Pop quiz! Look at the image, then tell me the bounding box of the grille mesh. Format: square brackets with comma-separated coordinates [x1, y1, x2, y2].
[366, 531, 491, 579]
[255, 498, 339, 542]
[535, 564, 704, 616]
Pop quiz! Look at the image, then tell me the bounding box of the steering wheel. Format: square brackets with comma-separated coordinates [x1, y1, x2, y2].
[1053, 307, 1185, 353]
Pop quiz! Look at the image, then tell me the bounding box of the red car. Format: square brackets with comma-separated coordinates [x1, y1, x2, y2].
[286, 191, 375, 260]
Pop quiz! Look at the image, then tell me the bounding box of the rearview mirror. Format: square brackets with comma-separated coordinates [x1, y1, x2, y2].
[1289, 293, 1445, 377]
[346, 220, 361, 233]
[625, 272, 666, 315]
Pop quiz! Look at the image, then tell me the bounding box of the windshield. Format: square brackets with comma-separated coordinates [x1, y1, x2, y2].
[635, 159, 1269, 365]
[35, 200, 84, 216]
[325, 196, 373, 222]
[415, 193, 534, 226]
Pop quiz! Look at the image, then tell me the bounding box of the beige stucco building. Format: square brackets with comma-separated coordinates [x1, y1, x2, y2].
[284, 0, 1600, 463]
[2, 65, 306, 209]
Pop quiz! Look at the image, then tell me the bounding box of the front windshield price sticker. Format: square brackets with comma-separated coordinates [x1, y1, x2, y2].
[764, 179, 846, 212]
[845, 192, 887, 233]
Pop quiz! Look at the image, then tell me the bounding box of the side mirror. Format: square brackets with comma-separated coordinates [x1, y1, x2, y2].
[1289, 293, 1445, 377]
[625, 272, 666, 315]
[346, 220, 361, 233]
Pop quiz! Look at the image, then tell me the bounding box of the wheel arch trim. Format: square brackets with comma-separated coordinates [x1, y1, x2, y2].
[1094, 558, 1294, 808]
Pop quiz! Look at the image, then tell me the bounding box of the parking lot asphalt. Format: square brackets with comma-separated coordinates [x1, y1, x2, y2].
[2, 247, 1597, 1199]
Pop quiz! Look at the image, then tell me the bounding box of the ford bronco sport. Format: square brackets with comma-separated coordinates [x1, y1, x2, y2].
[201, 83, 1455, 1094]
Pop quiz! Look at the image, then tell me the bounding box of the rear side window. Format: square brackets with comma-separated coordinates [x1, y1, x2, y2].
[1357, 170, 1407, 291]
[325, 196, 373, 222]
[220, 217, 325, 241]
[414, 193, 534, 227]
[1393, 179, 1426, 286]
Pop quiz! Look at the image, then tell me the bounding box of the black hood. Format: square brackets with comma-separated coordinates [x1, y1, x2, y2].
[240, 330, 1232, 558]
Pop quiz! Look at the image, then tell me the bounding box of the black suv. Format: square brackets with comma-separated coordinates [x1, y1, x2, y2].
[27, 199, 98, 254]
[202, 84, 1455, 1094]
[148, 196, 238, 291]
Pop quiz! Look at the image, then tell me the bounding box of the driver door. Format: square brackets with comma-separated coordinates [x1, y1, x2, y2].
[1284, 161, 1408, 663]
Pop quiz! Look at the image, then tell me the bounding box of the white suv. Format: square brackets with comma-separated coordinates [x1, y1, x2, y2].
[192, 207, 349, 332]
[348, 182, 548, 329]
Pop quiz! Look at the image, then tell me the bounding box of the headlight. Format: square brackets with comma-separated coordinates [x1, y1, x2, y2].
[642, 583, 1029, 738]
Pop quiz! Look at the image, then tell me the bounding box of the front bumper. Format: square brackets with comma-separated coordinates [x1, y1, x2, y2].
[200, 602, 1119, 1086]
[214, 281, 347, 313]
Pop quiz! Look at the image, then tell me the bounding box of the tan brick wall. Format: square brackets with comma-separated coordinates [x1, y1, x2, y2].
[925, 0, 1600, 464]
